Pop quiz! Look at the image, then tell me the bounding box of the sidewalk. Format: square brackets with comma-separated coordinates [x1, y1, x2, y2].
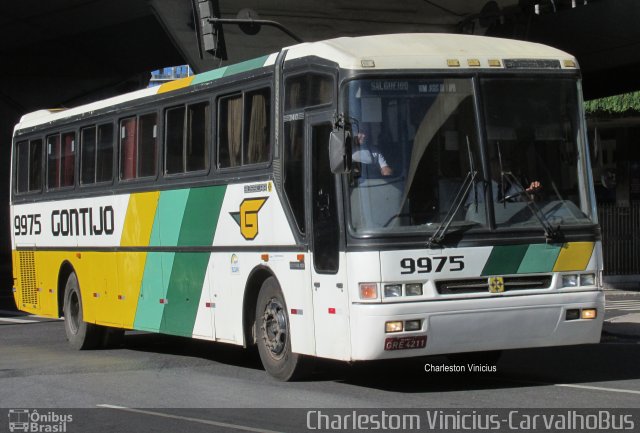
[603, 276, 640, 339]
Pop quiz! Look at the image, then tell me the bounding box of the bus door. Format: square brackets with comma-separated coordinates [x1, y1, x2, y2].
[306, 111, 351, 360]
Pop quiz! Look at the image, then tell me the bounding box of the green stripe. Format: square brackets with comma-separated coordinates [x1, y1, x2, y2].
[191, 67, 227, 85]
[149, 189, 190, 246]
[223, 55, 269, 77]
[160, 252, 210, 337]
[134, 252, 174, 331]
[177, 185, 226, 246]
[481, 244, 529, 276]
[517, 243, 562, 273]
[160, 185, 226, 336]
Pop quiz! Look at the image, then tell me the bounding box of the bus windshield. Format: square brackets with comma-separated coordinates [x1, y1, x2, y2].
[345, 76, 593, 236]
[346, 77, 481, 234]
[480, 77, 592, 229]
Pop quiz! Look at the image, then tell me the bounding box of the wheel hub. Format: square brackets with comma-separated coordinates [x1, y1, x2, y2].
[260, 297, 288, 359]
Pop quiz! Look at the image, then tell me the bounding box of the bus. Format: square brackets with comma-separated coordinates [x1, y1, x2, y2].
[10, 33, 604, 380]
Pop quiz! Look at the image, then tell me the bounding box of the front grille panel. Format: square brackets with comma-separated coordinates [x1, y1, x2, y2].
[436, 275, 552, 295]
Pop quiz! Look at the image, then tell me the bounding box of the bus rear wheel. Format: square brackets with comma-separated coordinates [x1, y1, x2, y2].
[255, 277, 312, 381]
[62, 272, 104, 350]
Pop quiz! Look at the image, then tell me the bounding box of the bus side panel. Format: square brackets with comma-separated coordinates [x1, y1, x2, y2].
[117, 251, 148, 329]
[210, 183, 315, 354]
[73, 252, 120, 327]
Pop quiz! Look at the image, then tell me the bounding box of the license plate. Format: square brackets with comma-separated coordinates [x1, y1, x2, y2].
[384, 335, 427, 351]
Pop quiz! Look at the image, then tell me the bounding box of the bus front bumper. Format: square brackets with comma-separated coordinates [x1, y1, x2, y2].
[349, 290, 604, 361]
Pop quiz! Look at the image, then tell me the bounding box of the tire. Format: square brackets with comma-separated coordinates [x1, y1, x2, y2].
[255, 277, 312, 381]
[62, 272, 104, 350]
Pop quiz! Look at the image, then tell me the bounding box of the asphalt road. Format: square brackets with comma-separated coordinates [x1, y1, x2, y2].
[1, 291, 639, 433]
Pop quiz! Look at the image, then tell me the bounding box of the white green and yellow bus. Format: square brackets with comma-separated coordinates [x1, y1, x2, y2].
[10, 34, 604, 380]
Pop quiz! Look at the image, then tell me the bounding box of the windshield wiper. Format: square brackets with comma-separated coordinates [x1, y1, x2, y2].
[427, 170, 477, 248]
[501, 172, 562, 242]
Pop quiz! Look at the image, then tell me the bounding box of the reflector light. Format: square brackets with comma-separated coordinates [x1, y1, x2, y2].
[385, 321, 403, 333]
[328, 308, 336, 314]
[359, 283, 378, 300]
[581, 309, 597, 320]
[261, 254, 269, 262]
[296, 254, 305, 262]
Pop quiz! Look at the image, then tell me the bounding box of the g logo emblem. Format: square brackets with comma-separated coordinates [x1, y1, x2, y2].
[230, 197, 268, 240]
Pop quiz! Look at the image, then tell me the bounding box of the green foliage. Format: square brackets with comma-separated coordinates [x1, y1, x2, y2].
[585, 91, 640, 115]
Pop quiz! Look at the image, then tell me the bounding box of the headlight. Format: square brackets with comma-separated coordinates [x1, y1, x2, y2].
[384, 284, 402, 298]
[405, 283, 423, 296]
[580, 273, 596, 286]
[562, 274, 578, 288]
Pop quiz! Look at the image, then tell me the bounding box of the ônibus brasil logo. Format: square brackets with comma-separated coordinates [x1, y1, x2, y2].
[8, 409, 73, 432]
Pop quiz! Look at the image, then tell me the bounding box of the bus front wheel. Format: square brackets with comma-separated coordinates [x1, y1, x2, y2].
[255, 277, 312, 381]
[62, 272, 104, 350]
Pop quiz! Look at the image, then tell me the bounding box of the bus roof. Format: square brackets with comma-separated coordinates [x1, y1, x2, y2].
[286, 33, 576, 70]
[15, 33, 577, 133]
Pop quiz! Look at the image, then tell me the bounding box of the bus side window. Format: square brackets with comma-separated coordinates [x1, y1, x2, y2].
[15, 139, 42, 193]
[120, 117, 138, 180]
[165, 102, 210, 174]
[244, 88, 270, 164]
[47, 132, 74, 189]
[138, 113, 157, 177]
[186, 102, 210, 172]
[218, 88, 271, 168]
[120, 114, 157, 180]
[16, 139, 42, 193]
[218, 94, 242, 168]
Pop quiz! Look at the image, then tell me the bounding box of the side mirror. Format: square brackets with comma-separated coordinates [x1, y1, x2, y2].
[329, 129, 352, 174]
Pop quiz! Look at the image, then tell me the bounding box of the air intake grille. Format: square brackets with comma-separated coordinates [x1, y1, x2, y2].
[436, 275, 552, 295]
[19, 251, 38, 306]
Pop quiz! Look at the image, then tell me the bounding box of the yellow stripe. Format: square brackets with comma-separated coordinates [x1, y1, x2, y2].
[553, 242, 594, 272]
[121, 191, 160, 247]
[157, 76, 195, 94]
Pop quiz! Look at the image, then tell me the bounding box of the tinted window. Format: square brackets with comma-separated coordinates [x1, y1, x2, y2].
[218, 88, 271, 168]
[47, 132, 75, 189]
[15, 139, 42, 193]
[120, 114, 157, 180]
[82, 124, 113, 185]
[165, 102, 210, 174]
[285, 73, 333, 111]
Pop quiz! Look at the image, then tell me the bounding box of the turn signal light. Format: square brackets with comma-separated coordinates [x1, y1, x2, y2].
[581, 309, 597, 320]
[359, 283, 378, 300]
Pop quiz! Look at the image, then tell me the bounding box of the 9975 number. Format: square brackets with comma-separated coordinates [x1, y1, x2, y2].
[400, 256, 464, 274]
[14, 214, 42, 236]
